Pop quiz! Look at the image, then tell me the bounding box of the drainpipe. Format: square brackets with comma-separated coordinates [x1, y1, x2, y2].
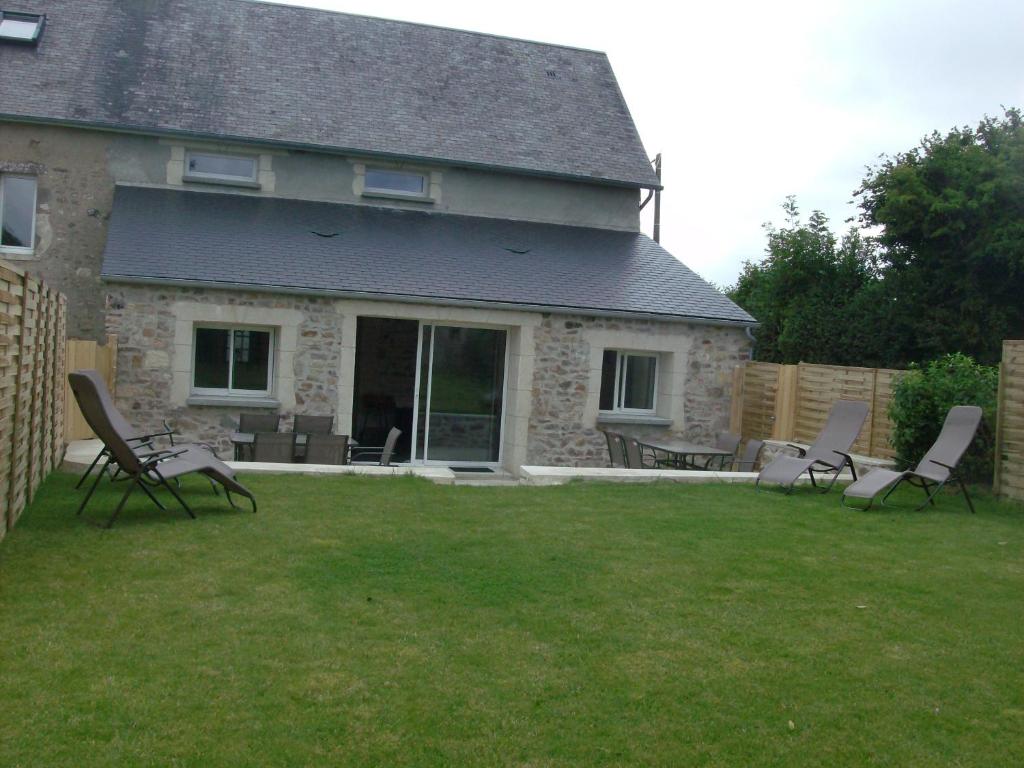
[653, 153, 662, 243]
[744, 325, 756, 359]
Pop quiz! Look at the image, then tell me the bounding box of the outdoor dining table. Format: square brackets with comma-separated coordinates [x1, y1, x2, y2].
[638, 437, 734, 470]
[229, 432, 359, 462]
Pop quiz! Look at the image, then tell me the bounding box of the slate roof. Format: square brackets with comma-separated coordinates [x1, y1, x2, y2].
[100, 187, 754, 325]
[0, 0, 659, 188]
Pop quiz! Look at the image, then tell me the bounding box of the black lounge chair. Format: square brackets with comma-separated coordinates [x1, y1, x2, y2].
[69, 372, 257, 527]
[841, 405, 982, 512]
[756, 400, 869, 494]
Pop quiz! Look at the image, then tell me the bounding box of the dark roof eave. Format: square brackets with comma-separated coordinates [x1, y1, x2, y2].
[101, 273, 757, 327]
[0, 113, 664, 191]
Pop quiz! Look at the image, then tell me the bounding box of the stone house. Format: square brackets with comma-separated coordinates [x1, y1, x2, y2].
[0, 0, 755, 471]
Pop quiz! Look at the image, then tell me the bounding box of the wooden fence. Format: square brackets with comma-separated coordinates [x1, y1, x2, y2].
[0, 261, 67, 541]
[730, 361, 905, 458]
[65, 336, 118, 442]
[994, 340, 1024, 502]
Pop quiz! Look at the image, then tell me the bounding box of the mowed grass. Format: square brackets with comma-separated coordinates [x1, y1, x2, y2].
[0, 471, 1022, 767]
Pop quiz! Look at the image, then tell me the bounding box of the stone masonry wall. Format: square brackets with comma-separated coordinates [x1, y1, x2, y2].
[527, 314, 751, 467]
[106, 285, 344, 457]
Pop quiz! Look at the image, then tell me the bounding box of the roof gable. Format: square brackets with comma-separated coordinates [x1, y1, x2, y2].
[0, 0, 660, 187]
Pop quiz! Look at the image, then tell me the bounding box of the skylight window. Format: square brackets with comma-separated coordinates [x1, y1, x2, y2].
[363, 168, 428, 199]
[0, 11, 45, 44]
[183, 151, 259, 187]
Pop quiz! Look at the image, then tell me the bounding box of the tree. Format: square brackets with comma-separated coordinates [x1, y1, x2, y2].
[728, 198, 878, 365]
[855, 108, 1024, 364]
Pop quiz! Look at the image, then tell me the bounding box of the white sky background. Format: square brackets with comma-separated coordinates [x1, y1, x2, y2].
[271, 0, 1024, 287]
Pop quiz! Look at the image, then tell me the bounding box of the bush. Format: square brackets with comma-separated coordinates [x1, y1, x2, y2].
[889, 353, 998, 483]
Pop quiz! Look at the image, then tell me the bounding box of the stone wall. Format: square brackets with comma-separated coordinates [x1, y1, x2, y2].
[104, 283, 748, 469]
[527, 314, 751, 467]
[106, 284, 344, 456]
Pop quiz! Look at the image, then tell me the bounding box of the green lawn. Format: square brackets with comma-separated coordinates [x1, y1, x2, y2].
[1, 472, 1022, 767]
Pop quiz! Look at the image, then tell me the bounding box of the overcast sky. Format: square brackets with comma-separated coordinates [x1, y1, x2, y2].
[272, 0, 1024, 286]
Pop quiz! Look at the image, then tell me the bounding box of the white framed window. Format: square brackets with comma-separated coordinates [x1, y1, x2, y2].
[0, 11, 45, 44]
[599, 350, 658, 414]
[363, 168, 429, 199]
[0, 174, 37, 254]
[192, 325, 275, 397]
[183, 151, 259, 186]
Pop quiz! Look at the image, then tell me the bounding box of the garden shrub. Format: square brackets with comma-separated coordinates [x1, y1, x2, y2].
[889, 353, 998, 483]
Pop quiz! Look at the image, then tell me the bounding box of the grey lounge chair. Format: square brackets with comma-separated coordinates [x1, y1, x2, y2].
[735, 439, 765, 472]
[68, 372, 257, 527]
[73, 369, 178, 488]
[350, 427, 401, 466]
[842, 405, 982, 512]
[252, 432, 296, 463]
[304, 434, 349, 465]
[756, 400, 869, 493]
[601, 429, 627, 468]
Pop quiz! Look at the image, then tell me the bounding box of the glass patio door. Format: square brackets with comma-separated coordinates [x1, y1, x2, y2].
[412, 324, 507, 465]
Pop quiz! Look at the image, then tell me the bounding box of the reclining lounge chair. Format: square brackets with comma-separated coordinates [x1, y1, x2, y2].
[69, 371, 257, 527]
[841, 405, 982, 512]
[756, 400, 869, 494]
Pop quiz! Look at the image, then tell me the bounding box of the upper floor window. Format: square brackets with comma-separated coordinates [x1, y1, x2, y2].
[0, 174, 37, 254]
[363, 168, 428, 199]
[599, 350, 658, 413]
[193, 326, 274, 397]
[184, 151, 258, 186]
[0, 11, 45, 44]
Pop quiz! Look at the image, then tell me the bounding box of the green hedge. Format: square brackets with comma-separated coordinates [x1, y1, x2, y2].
[888, 354, 998, 483]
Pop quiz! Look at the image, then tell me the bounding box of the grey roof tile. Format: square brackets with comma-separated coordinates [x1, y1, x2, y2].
[0, 0, 659, 187]
[101, 186, 755, 325]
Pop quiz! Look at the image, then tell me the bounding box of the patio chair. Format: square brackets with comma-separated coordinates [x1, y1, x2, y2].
[350, 427, 401, 466]
[304, 434, 349, 465]
[238, 413, 281, 461]
[841, 405, 982, 512]
[734, 438, 765, 472]
[600, 429, 627, 468]
[701, 432, 742, 470]
[293, 414, 334, 435]
[755, 400, 869, 494]
[252, 432, 297, 463]
[73, 369, 177, 488]
[623, 436, 656, 469]
[68, 372, 256, 527]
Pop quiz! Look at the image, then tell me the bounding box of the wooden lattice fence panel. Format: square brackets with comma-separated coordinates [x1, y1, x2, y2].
[995, 340, 1024, 502]
[0, 261, 67, 540]
[738, 362, 780, 442]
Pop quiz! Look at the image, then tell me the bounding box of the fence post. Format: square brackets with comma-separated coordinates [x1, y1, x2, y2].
[773, 364, 799, 440]
[994, 352, 1006, 496]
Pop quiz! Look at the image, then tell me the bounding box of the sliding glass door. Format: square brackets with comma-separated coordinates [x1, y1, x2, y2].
[413, 324, 507, 465]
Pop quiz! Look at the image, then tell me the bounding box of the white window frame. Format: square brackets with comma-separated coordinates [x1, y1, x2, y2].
[183, 150, 259, 186]
[362, 167, 430, 200]
[191, 324, 276, 398]
[0, 174, 37, 255]
[600, 350, 659, 415]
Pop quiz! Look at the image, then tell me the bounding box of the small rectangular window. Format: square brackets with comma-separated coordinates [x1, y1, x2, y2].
[184, 151, 258, 186]
[364, 168, 428, 198]
[193, 326, 274, 396]
[0, 175, 37, 253]
[0, 11, 45, 44]
[599, 350, 658, 413]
